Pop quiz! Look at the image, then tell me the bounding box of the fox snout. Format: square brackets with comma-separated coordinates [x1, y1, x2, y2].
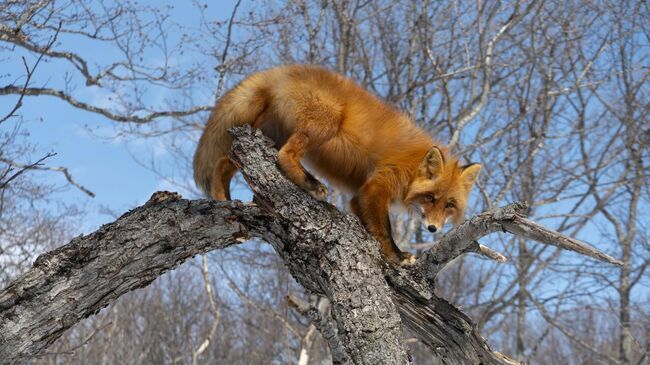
[423, 215, 450, 234]
[409, 202, 449, 234]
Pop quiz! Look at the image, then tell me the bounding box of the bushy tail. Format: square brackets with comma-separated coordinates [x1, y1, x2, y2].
[193, 78, 268, 197]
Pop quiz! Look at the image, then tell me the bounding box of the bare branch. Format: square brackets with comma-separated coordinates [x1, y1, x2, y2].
[0, 153, 54, 191]
[0, 86, 211, 124]
[449, 0, 541, 147]
[417, 201, 621, 282]
[0, 156, 94, 197]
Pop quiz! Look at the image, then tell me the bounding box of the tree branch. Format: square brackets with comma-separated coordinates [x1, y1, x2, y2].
[0, 192, 256, 363]
[0, 155, 95, 197]
[0, 85, 211, 124]
[0, 126, 620, 364]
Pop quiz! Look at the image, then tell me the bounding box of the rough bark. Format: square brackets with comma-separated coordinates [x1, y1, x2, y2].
[0, 193, 259, 363]
[228, 127, 411, 364]
[0, 126, 620, 365]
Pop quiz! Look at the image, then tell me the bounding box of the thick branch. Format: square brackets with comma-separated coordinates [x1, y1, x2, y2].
[0, 126, 620, 365]
[0, 193, 258, 363]
[228, 127, 411, 364]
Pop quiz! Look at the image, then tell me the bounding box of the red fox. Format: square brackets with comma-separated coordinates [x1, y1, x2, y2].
[193, 65, 481, 265]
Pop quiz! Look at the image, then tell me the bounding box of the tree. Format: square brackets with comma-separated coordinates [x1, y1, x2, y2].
[0, 127, 623, 364]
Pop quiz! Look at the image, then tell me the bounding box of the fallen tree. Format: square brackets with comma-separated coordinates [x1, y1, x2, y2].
[0, 126, 621, 364]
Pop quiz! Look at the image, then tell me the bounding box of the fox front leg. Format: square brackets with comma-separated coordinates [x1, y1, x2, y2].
[354, 187, 416, 266]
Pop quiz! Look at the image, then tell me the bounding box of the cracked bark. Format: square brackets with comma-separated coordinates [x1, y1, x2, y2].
[0, 126, 619, 365]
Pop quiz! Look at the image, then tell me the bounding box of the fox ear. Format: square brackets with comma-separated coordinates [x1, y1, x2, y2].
[461, 163, 481, 187]
[420, 146, 445, 179]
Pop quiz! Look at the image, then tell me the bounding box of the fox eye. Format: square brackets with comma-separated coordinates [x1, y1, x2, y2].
[446, 202, 455, 209]
[424, 194, 435, 203]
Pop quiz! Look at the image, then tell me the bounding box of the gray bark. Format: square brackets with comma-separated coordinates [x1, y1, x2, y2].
[0, 126, 620, 365]
[228, 127, 411, 364]
[0, 193, 258, 363]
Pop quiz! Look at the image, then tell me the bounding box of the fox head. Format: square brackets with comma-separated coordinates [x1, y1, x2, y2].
[405, 146, 481, 233]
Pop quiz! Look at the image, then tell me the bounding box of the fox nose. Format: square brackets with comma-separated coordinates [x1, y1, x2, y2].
[427, 225, 437, 233]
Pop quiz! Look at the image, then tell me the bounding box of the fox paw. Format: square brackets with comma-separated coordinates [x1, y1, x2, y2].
[303, 172, 328, 200]
[385, 251, 417, 266]
[307, 181, 328, 201]
[397, 251, 417, 266]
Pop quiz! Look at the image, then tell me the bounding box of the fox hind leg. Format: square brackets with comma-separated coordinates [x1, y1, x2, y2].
[210, 157, 237, 200]
[278, 132, 329, 199]
[277, 92, 342, 200]
[221, 159, 237, 200]
[350, 196, 361, 217]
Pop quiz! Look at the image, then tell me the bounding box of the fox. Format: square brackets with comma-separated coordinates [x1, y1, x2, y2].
[193, 65, 481, 265]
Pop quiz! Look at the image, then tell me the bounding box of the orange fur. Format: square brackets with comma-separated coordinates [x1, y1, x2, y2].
[193, 65, 481, 265]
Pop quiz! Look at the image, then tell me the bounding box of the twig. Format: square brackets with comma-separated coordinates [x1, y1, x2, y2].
[469, 241, 508, 263]
[526, 290, 622, 365]
[0, 23, 61, 124]
[39, 317, 113, 357]
[411, 240, 508, 263]
[214, 0, 242, 98]
[0, 153, 54, 190]
[0, 85, 211, 124]
[0, 156, 95, 197]
[449, 0, 541, 147]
